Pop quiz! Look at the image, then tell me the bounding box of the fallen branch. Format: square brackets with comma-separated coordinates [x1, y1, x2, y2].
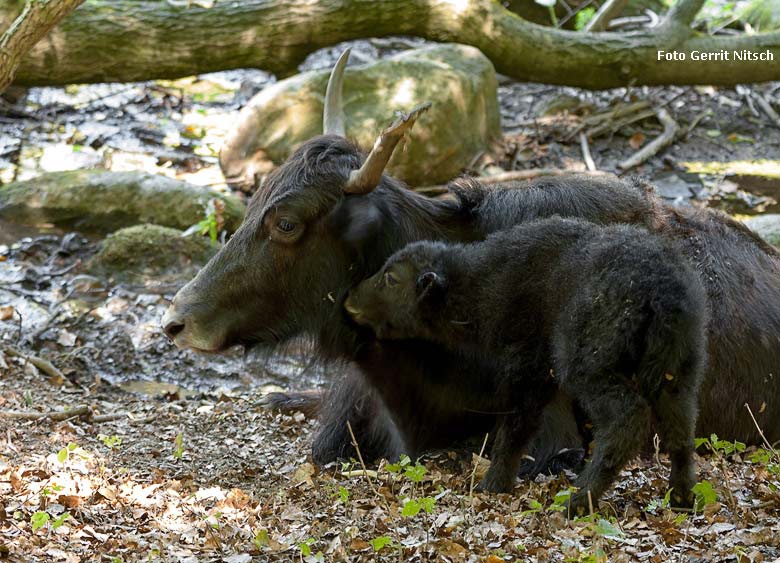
[0, 403, 133, 423]
[0, 0, 86, 92]
[752, 93, 780, 128]
[579, 132, 597, 171]
[7, 0, 780, 89]
[618, 108, 679, 171]
[3, 346, 66, 380]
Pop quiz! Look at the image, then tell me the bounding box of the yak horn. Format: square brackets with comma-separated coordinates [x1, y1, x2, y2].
[343, 102, 432, 195]
[323, 48, 350, 136]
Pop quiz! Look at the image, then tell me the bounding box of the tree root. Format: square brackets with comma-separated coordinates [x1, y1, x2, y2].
[618, 107, 679, 171]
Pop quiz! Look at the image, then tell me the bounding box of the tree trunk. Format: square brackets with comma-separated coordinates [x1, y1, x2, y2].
[5, 0, 780, 90]
[0, 0, 86, 93]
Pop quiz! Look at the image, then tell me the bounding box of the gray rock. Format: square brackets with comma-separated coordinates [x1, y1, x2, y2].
[220, 44, 501, 188]
[743, 214, 780, 246]
[0, 170, 245, 234]
[88, 224, 217, 282]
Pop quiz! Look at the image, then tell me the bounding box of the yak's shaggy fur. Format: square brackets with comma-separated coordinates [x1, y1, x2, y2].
[346, 218, 708, 511]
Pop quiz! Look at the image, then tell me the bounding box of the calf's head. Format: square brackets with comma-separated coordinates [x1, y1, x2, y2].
[345, 242, 449, 340]
[161, 50, 432, 352]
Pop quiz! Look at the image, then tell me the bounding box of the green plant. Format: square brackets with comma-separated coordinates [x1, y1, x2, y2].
[535, 0, 559, 26]
[30, 511, 69, 532]
[253, 529, 270, 549]
[98, 434, 122, 450]
[695, 434, 746, 456]
[574, 6, 596, 30]
[185, 199, 225, 243]
[369, 536, 392, 552]
[692, 480, 719, 511]
[56, 442, 79, 463]
[645, 489, 673, 514]
[173, 433, 185, 459]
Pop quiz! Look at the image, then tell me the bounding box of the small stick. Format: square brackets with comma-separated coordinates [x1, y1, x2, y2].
[752, 93, 780, 128]
[345, 421, 381, 497]
[585, 0, 629, 31]
[468, 432, 490, 501]
[745, 403, 779, 456]
[0, 404, 89, 421]
[3, 346, 66, 380]
[579, 132, 597, 171]
[587, 489, 594, 516]
[618, 107, 679, 171]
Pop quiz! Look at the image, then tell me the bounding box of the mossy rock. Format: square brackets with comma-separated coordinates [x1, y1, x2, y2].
[744, 214, 780, 246]
[88, 224, 217, 282]
[220, 43, 501, 187]
[0, 170, 245, 234]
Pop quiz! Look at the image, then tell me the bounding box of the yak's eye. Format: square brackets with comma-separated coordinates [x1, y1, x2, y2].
[276, 218, 296, 234]
[384, 271, 398, 287]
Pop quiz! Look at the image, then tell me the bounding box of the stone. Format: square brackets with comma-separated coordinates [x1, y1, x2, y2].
[88, 224, 217, 282]
[0, 170, 244, 234]
[743, 214, 780, 246]
[220, 44, 501, 188]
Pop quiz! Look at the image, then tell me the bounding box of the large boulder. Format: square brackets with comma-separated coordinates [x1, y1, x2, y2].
[88, 224, 217, 283]
[220, 44, 501, 188]
[0, 170, 245, 234]
[744, 214, 780, 246]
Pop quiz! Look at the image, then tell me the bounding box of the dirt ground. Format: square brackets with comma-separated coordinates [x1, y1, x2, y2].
[1, 38, 780, 563]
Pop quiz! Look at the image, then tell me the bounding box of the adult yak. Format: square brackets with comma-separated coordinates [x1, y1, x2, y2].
[162, 50, 780, 476]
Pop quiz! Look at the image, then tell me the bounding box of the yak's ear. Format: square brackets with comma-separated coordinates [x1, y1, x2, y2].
[416, 271, 445, 302]
[329, 195, 384, 250]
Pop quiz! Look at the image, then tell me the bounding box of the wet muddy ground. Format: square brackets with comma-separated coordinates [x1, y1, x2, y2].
[1, 39, 779, 562]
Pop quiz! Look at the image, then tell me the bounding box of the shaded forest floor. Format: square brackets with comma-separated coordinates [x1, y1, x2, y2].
[1, 39, 780, 562]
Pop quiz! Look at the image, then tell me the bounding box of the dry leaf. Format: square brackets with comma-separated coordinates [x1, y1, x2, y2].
[628, 132, 646, 149]
[0, 305, 14, 321]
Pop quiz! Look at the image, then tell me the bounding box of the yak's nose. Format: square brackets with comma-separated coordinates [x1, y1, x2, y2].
[161, 307, 186, 341]
[164, 320, 185, 340]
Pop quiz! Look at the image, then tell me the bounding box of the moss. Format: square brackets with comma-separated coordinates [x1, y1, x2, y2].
[89, 224, 216, 281]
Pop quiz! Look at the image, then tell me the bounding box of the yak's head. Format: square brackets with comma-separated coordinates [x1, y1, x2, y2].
[161, 50, 436, 353]
[344, 241, 449, 341]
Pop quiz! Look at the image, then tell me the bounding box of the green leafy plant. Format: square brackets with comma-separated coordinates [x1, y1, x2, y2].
[30, 511, 50, 532]
[253, 529, 270, 550]
[370, 536, 392, 552]
[184, 199, 225, 243]
[56, 442, 79, 464]
[98, 434, 122, 450]
[173, 433, 185, 459]
[336, 485, 349, 504]
[692, 480, 719, 511]
[695, 434, 746, 456]
[574, 6, 596, 30]
[645, 488, 673, 514]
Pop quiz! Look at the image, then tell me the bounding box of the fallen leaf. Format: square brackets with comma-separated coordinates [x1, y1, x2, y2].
[0, 306, 14, 321]
[628, 132, 646, 149]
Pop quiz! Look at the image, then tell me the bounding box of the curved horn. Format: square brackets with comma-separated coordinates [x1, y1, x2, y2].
[323, 48, 351, 136]
[343, 102, 432, 195]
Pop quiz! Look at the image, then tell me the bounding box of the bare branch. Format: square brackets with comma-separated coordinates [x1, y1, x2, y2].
[585, 0, 629, 32]
[663, 0, 706, 28]
[0, 0, 86, 92]
[618, 108, 679, 171]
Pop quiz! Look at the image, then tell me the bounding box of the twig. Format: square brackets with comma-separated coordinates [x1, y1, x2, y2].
[0, 404, 132, 423]
[345, 421, 381, 497]
[3, 346, 66, 380]
[0, 404, 89, 421]
[745, 403, 779, 457]
[752, 93, 780, 128]
[579, 132, 597, 171]
[618, 108, 679, 171]
[468, 432, 490, 502]
[662, 0, 706, 29]
[585, 0, 629, 32]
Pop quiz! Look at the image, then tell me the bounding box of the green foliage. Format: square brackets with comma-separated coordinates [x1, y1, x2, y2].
[574, 7, 596, 30]
[401, 497, 437, 518]
[173, 432, 185, 459]
[385, 454, 411, 474]
[30, 511, 50, 532]
[549, 487, 576, 512]
[403, 462, 426, 483]
[253, 529, 270, 549]
[186, 198, 223, 243]
[98, 434, 122, 450]
[299, 538, 315, 556]
[56, 442, 79, 464]
[645, 488, 673, 514]
[51, 513, 70, 530]
[336, 485, 349, 504]
[370, 536, 392, 552]
[695, 434, 746, 456]
[40, 484, 64, 498]
[594, 518, 624, 540]
[692, 480, 719, 511]
[520, 499, 544, 517]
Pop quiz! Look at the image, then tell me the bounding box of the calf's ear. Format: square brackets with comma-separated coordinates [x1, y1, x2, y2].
[416, 271, 445, 302]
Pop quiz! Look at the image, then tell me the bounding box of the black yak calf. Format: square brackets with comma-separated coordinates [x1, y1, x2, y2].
[345, 217, 708, 512]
